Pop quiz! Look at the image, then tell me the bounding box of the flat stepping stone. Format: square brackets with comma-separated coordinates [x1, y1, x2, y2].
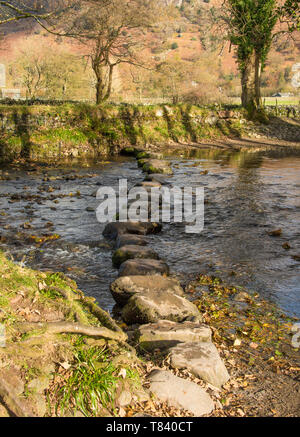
[118, 259, 169, 277]
[135, 320, 212, 352]
[144, 174, 171, 185]
[168, 342, 230, 389]
[112, 245, 160, 268]
[115, 234, 148, 249]
[122, 289, 201, 325]
[148, 370, 214, 416]
[110, 275, 184, 306]
[141, 159, 173, 175]
[135, 181, 162, 188]
[103, 221, 162, 239]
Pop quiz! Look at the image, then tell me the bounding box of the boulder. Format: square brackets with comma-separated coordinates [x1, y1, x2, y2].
[110, 275, 184, 306]
[118, 259, 169, 277]
[148, 370, 214, 416]
[136, 320, 211, 352]
[144, 174, 171, 185]
[142, 159, 173, 175]
[112, 245, 160, 268]
[115, 234, 148, 249]
[122, 289, 201, 325]
[168, 342, 230, 388]
[103, 221, 162, 240]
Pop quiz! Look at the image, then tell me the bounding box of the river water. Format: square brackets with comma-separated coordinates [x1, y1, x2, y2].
[0, 148, 299, 317]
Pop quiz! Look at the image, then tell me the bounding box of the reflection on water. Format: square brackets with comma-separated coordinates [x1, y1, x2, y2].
[0, 149, 299, 317]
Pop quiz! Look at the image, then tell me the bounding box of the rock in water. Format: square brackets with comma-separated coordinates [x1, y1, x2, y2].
[122, 289, 201, 325]
[141, 159, 173, 175]
[118, 259, 169, 277]
[115, 234, 148, 249]
[168, 342, 230, 388]
[148, 370, 214, 416]
[112, 245, 160, 268]
[103, 221, 162, 240]
[110, 275, 184, 306]
[136, 320, 212, 352]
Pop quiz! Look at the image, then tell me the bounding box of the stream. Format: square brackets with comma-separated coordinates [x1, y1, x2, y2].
[0, 148, 299, 317]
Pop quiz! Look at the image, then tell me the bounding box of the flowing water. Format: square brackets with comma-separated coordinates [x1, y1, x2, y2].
[0, 148, 299, 317]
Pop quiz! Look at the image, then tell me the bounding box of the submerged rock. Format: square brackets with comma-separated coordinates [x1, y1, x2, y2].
[110, 275, 184, 306]
[115, 234, 148, 249]
[112, 245, 160, 268]
[148, 370, 214, 416]
[103, 221, 162, 239]
[136, 320, 212, 352]
[168, 342, 230, 388]
[122, 289, 201, 325]
[118, 259, 169, 277]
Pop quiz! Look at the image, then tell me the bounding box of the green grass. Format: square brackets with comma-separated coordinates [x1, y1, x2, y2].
[56, 345, 140, 417]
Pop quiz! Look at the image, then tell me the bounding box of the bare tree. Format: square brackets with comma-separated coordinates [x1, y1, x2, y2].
[0, 1, 70, 26]
[61, 0, 166, 104]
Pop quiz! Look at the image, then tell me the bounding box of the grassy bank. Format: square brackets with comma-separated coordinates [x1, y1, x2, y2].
[0, 103, 247, 163]
[0, 251, 143, 417]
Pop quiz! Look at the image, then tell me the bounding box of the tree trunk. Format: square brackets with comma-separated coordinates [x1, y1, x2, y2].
[241, 50, 262, 111]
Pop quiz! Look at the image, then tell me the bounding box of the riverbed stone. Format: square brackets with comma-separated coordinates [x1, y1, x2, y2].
[136, 181, 162, 189]
[112, 245, 160, 268]
[110, 275, 184, 306]
[118, 259, 169, 277]
[115, 234, 148, 249]
[144, 174, 171, 185]
[122, 289, 201, 325]
[168, 342, 230, 388]
[136, 320, 212, 352]
[148, 370, 214, 416]
[141, 159, 173, 175]
[103, 221, 162, 239]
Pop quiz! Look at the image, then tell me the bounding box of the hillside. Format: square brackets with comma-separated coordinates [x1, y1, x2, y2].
[0, 0, 299, 102]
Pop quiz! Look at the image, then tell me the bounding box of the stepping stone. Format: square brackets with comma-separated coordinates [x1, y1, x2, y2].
[168, 342, 230, 389]
[148, 370, 214, 416]
[135, 181, 162, 189]
[115, 234, 148, 249]
[112, 245, 160, 268]
[144, 174, 171, 185]
[141, 159, 173, 175]
[103, 221, 162, 239]
[118, 259, 169, 277]
[135, 320, 212, 352]
[110, 275, 184, 306]
[122, 289, 201, 325]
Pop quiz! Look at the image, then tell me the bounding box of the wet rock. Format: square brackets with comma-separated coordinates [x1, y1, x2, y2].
[112, 245, 160, 268]
[135, 181, 162, 189]
[115, 233, 148, 249]
[122, 289, 201, 325]
[144, 174, 171, 185]
[233, 291, 250, 302]
[136, 320, 212, 352]
[267, 229, 282, 237]
[103, 221, 162, 240]
[148, 370, 214, 416]
[168, 342, 230, 388]
[110, 275, 184, 306]
[141, 159, 173, 175]
[118, 259, 169, 277]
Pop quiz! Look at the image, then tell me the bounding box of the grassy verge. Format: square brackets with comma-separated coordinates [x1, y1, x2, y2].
[0, 251, 143, 417]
